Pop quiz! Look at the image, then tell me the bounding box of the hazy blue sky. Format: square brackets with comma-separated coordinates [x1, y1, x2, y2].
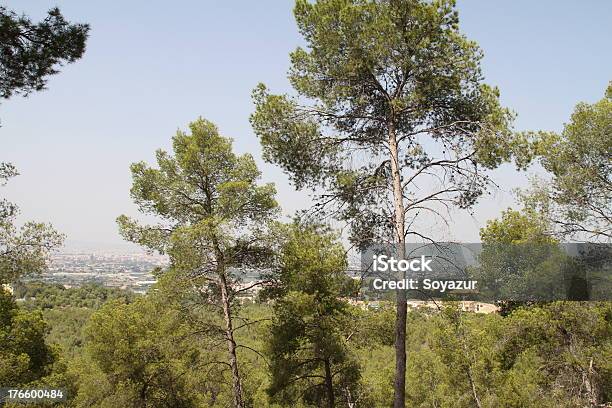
[1, 1, 610, 250]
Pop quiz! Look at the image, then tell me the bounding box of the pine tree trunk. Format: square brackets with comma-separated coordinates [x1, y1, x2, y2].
[388, 123, 408, 408]
[324, 358, 335, 408]
[584, 357, 599, 407]
[219, 272, 245, 408]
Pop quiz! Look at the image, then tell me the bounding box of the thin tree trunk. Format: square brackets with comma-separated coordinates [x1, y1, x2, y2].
[138, 382, 148, 408]
[324, 358, 335, 408]
[394, 288, 407, 408]
[467, 366, 482, 408]
[219, 272, 245, 408]
[584, 357, 599, 406]
[388, 123, 408, 408]
[454, 309, 482, 408]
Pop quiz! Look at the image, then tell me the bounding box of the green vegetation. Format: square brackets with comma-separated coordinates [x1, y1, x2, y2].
[1, 164, 64, 285]
[1, 90, 609, 408]
[266, 224, 360, 408]
[3, 283, 609, 407]
[0, 5, 89, 100]
[250, 1, 521, 404]
[14, 282, 136, 310]
[1, 205, 609, 407]
[518, 83, 612, 241]
[0, 290, 55, 388]
[116, 117, 278, 408]
[0, 1, 609, 407]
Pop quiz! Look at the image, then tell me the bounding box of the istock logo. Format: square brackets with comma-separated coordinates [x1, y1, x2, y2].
[372, 254, 433, 272]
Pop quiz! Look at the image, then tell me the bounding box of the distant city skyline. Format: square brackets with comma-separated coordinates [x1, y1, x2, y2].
[38, 251, 168, 292]
[1, 1, 611, 248]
